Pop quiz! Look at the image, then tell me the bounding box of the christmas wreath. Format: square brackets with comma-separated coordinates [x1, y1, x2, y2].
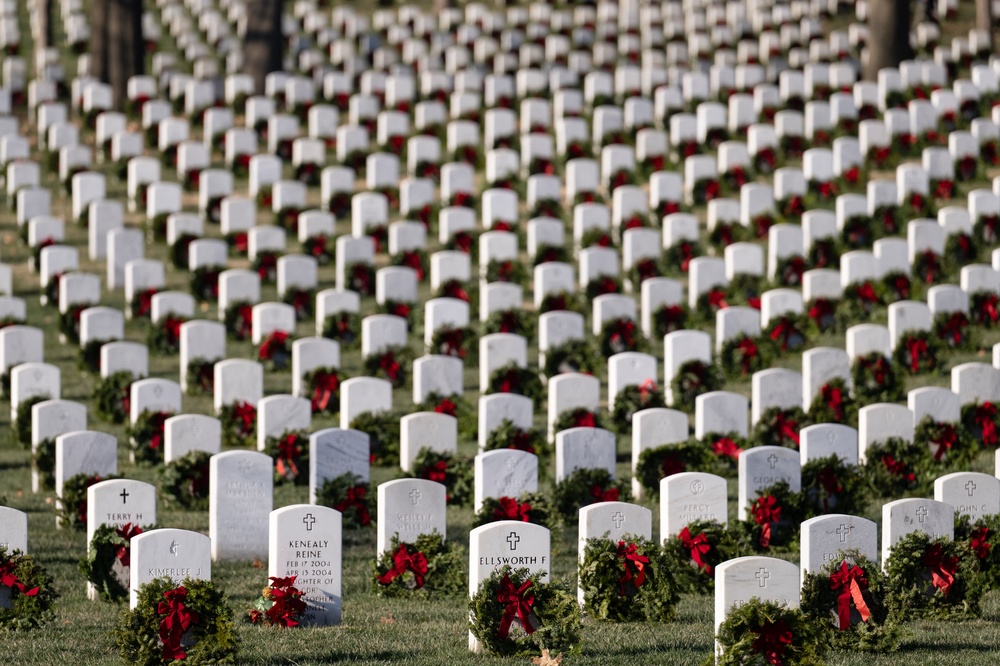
[708, 218, 747, 249]
[543, 339, 601, 377]
[663, 239, 702, 274]
[805, 298, 841, 334]
[94, 370, 135, 423]
[943, 233, 980, 279]
[484, 308, 536, 339]
[628, 257, 663, 288]
[0, 546, 57, 630]
[157, 450, 212, 510]
[750, 407, 806, 449]
[349, 410, 400, 466]
[58, 473, 116, 530]
[850, 352, 905, 404]
[379, 299, 414, 325]
[147, 315, 186, 355]
[486, 363, 544, 407]
[303, 366, 341, 414]
[800, 455, 867, 518]
[800, 552, 901, 652]
[703, 433, 749, 471]
[114, 578, 238, 665]
[961, 401, 1000, 448]
[189, 265, 221, 302]
[443, 229, 479, 259]
[302, 234, 332, 265]
[32, 437, 56, 491]
[363, 345, 411, 388]
[610, 381, 664, 435]
[838, 280, 881, 325]
[223, 302, 255, 341]
[391, 249, 429, 282]
[372, 532, 465, 597]
[578, 535, 679, 622]
[219, 401, 256, 448]
[955, 514, 1000, 590]
[344, 261, 376, 297]
[169, 234, 197, 270]
[807, 378, 857, 426]
[282, 288, 314, 322]
[879, 271, 915, 303]
[248, 575, 306, 627]
[539, 291, 585, 315]
[434, 279, 476, 308]
[264, 431, 309, 485]
[661, 520, 741, 593]
[533, 244, 569, 266]
[57, 303, 88, 343]
[78, 339, 105, 373]
[468, 566, 582, 657]
[553, 468, 630, 519]
[807, 238, 841, 270]
[862, 437, 932, 498]
[473, 493, 560, 534]
[483, 420, 550, 458]
[718, 334, 771, 380]
[128, 410, 172, 465]
[726, 273, 765, 309]
[186, 359, 215, 395]
[320, 310, 361, 348]
[737, 482, 805, 553]
[80, 522, 150, 602]
[933, 310, 974, 350]
[314, 473, 373, 529]
[635, 442, 714, 496]
[430, 324, 477, 362]
[11, 394, 49, 448]
[713, 598, 827, 666]
[914, 416, 978, 468]
[416, 393, 476, 440]
[599, 317, 648, 356]
[969, 290, 1000, 328]
[257, 330, 291, 371]
[584, 276, 623, 302]
[913, 249, 944, 286]
[652, 303, 690, 338]
[764, 313, 809, 352]
[774, 255, 808, 289]
[883, 531, 984, 620]
[670, 360, 724, 411]
[406, 448, 473, 506]
[486, 259, 528, 285]
[552, 408, 608, 435]
[694, 287, 731, 324]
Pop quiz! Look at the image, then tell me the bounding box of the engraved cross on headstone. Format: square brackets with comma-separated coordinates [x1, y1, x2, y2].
[612, 511, 624, 528]
[302, 513, 316, 531]
[169, 540, 180, 556]
[409, 489, 422, 505]
[836, 523, 852, 543]
[966, 480, 977, 496]
[916, 506, 928, 523]
[505, 456, 516, 472]
[120, 488, 130, 503]
[506, 532, 520, 550]
[767, 453, 778, 469]
[755, 567, 770, 587]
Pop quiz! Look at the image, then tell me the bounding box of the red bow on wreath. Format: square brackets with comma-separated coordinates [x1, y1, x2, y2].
[442, 282, 470, 303]
[233, 232, 249, 254]
[821, 384, 845, 421]
[233, 305, 253, 339]
[573, 411, 597, 428]
[712, 437, 743, 460]
[773, 411, 800, 447]
[707, 289, 729, 310]
[232, 401, 256, 434]
[638, 379, 657, 401]
[259, 331, 289, 361]
[939, 312, 967, 345]
[923, 543, 959, 597]
[276, 434, 303, 478]
[677, 242, 695, 272]
[496, 574, 535, 639]
[400, 251, 425, 281]
[970, 527, 993, 560]
[162, 317, 184, 346]
[935, 180, 955, 199]
[0, 559, 40, 597]
[378, 543, 428, 589]
[379, 352, 402, 382]
[829, 561, 871, 630]
[930, 423, 957, 461]
[752, 495, 782, 549]
[589, 484, 619, 502]
[422, 460, 448, 484]
[736, 337, 759, 375]
[493, 496, 531, 522]
[616, 541, 648, 595]
[436, 329, 467, 359]
[135, 288, 157, 318]
[334, 485, 372, 526]
[751, 619, 793, 665]
[609, 320, 637, 349]
[434, 399, 458, 417]
[881, 455, 915, 483]
[308, 235, 328, 258]
[157, 586, 199, 662]
[978, 294, 999, 323]
[114, 523, 143, 567]
[310, 370, 339, 413]
[974, 402, 998, 447]
[855, 282, 879, 305]
[808, 299, 835, 327]
[905, 337, 928, 373]
[679, 526, 713, 575]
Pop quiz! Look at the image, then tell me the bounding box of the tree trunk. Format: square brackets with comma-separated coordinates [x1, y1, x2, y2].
[89, 0, 145, 109]
[977, 0, 994, 53]
[864, 0, 912, 81]
[243, 0, 284, 95]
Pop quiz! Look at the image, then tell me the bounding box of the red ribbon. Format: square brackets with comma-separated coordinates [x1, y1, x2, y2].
[751, 619, 793, 664]
[157, 586, 199, 662]
[974, 402, 998, 446]
[978, 294, 999, 323]
[378, 543, 428, 589]
[970, 527, 993, 560]
[615, 541, 648, 595]
[422, 460, 448, 484]
[773, 411, 800, 447]
[808, 299, 835, 328]
[881, 455, 915, 483]
[379, 352, 402, 382]
[821, 384, 845, 420]
[0, 559, 40, 597]
[855, 282, 879, 304]
[334, 485, 371, 526]
[259, 331, 289, 362]
[829, 561, 871, 630]
[929, 423, 958, 461]
[935, 180, 954, 199]
[707, 289, 729, 310]
[679, 526, 713, 575]
[496, 574, 535, 639]
[310, 370, 339, 413]
[573, 411, 597, 428]
[843, 167, 860, 184]
[589, 484, 619, 502]
[135, 288, 157, 318]
[234, 305, 253, 339]
[162, 317, 184, 347]
[114, 523, 143, 567]
[276, 434, 302, 479]
[923, 543, 958, 597]
[493, 496, 531, 522]
[752, 495, 782, 548]
[434, 399, 457, 416]
[906, 336, 929, 373]
[231, 401, 256, 434]
[712, 438, 743, 460]
[735, 337, 759, 375]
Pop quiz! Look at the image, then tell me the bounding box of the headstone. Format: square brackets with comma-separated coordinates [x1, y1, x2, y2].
[473, 449, 539, 513]
[0, 507, 28, 553]
[309, 428, 370, 505]
[660, 472, 729, 538]
[209, 451, 273, 561]
[933, 472, 1000, 522]
[715, 556, 799, 654]
[86, 479, 157, 599]
[164, 414, 222, 462]
[881, 498, 955, 566]
[555, 427, 617, 482]
[376, 478, 447, 554]
[737, 447, 801, 520]
[268, 504, 342, 625]
[129, 528, 211, 608]
[800, 515, 879, 581]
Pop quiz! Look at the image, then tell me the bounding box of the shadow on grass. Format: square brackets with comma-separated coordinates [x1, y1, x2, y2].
[262, 649, 417, 663]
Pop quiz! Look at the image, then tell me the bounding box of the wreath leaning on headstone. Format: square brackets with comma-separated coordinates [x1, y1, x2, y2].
[93, 370, 134, 423]
[552, 468, 631, 519]
[661, 520, 742, 594]
[406, 448, 474, 507]
[350, 410, 400, 466]
[263, 430, 309, 485]
[114, 577, 238, 665]
[11, 394, 50, 448]
[468, 566, 582, 657]
[483, 420, 550, 459]
[58, 473, 118, 530]
[474, 493, 561, 537]
[157, 450, 212, 511]
[314, 473, 373, 530]
[955, 513, 1000, 591]
[635, 443, 715, 497]
[883, 531, 984, 621]
[610, 381, 664, 436]
[711, 598, 827, 666]
[372, 532, 465, 597]
[577, 534, 679, 622]
[80, 522, 151, 602]
[0, 546, 58, 630]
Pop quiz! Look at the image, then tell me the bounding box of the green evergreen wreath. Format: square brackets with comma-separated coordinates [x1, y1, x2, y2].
[578, 535, 679, 622]
[539, 290, 586, 315]
[434, 279, 478, 311]
[223, 301, 255, 341]
[484, 308, 537, 338]
[189, 265, 222, 302]
[127, 410, 172, 465]
[913, 416, 979, 469]
[580, 227, 615, 250]
[114, 577, 238, 665]
[726, 272, 764, 308]
[147, 315, 187, 355]
[661, 520, 741, 594]
[955, 513, 1000, 590]
[543, 338, 601, 377]
[807, 378, 857, 426]
[486, 363, 544, 408]
[58, 473, 118, 530]
[94, 370, 133, 423]
[314, 473, 373, 530]
[702, 432, 749, 471]
[80, 522, 153, 602]
[185, 359, 215, 395]
[362, 345, 411, 388]
[764, 313, 810, 352]
[585, 276, 623, 301]
[838, 280, 882, 325]
[800, 551, 901, 652]
[371, 532, 465, 597]
[552, 407, 608, 434]
[303, 366, 342, 414]
[429, 324, 477, 363]
[11, 394, 49, 448]
[468, 566, 582, 657]
[960, 401, 1000, 448]
[0, 546, 57, 630]
[473, 493, 560, 534]
[663, 239, 703, 274]
[635, 442, 715, 497]
[628, 257, 663, 288]
[670, 360, 724, 412]
[532, 243, 570, 266]
[933, 310, 975, 350]
[483, 419, 550, 458]
[264, 431, 309, 485]
[713, 598, 827, 666]
[344, 261, 376, 297]
[750, 406, 807, 449]
[157, 450, 212, 510]
[219, 401, 256, 448]
[718, 334, 772, 380]
[406, 448, 474, 507]
[78, 339, 105, 373]
[862, 437, 933, 499]
[282, 287, 314, 322]
[57, 304, 88, 343]
[31, 436, 56, 492]
[390, 249, 430, 283]
[349, 410, 400, 466]
[891, 330, 942, 375]
[652, 302, 690, 338]
[599, 317, 648, 356]
[379, 299, 414, 324]
[737, 481, 805, 554]
[883, 531, 984, 621]
[485, 259, 528, 285]
[800, 455, 867, 518]
[553, 468, 631, 519]
[850, 352, 905, 404]
[610, 383, 665, 435]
